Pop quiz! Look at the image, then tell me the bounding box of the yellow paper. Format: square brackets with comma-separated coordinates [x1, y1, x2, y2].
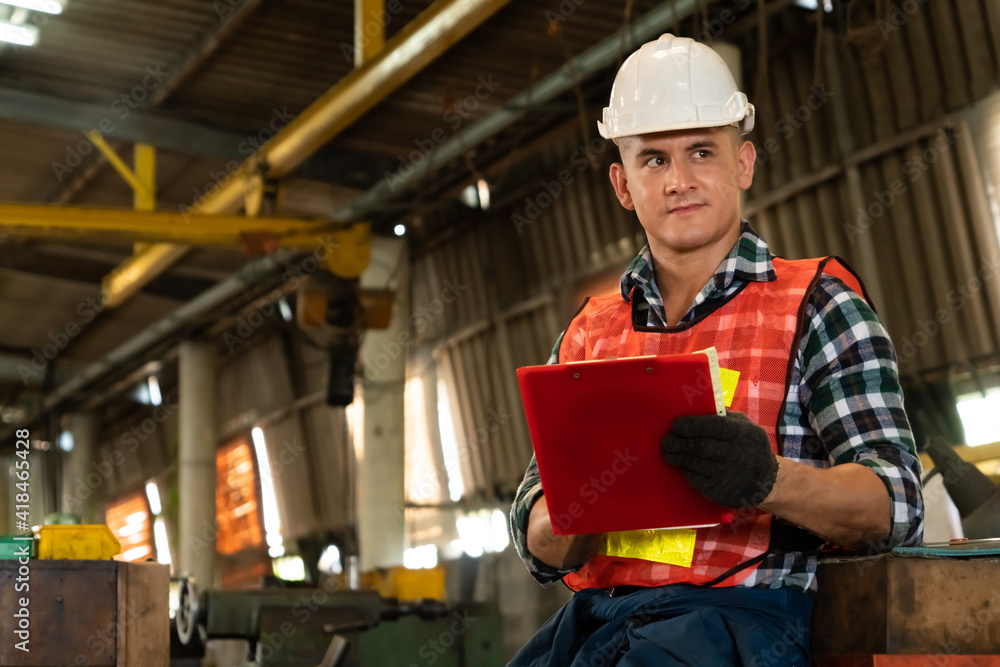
[600, 528, 697, 567]
[719, 367, 740, 408]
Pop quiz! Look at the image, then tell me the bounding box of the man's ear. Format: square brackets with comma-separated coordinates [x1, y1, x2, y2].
[609, 162, 635, 210]
[736, 139, 757, 191]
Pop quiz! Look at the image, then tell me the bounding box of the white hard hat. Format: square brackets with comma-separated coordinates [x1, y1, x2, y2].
[598, 34, 755, 143]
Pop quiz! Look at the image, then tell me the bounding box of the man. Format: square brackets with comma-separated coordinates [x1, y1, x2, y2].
[508, 34, 922, 666]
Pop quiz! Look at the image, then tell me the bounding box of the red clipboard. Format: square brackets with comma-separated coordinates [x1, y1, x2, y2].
[516, 348, 735, 535]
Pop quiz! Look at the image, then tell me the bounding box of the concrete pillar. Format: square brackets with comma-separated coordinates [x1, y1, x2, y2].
[178, 340, 218, 589]
[357, 237, 408, 571]
[61, 412, 102, 523]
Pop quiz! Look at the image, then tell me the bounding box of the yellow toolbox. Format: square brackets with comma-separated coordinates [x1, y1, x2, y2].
[37, 524, 121, 560]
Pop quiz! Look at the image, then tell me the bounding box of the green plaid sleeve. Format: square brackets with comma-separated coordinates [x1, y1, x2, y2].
[509, 330, 578, 585]
[798, 276, 924, 550]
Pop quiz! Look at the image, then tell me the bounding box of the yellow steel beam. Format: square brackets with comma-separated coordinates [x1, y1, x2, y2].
[85, 131, 154, 201]
[263, 0, 510, 178]
[133, 144, 157, 211]
[107, 245, 190, 307]
[85, 134, 159, 266]
[0, 203, 370, 305]
[101, 0, 510, 309]
[0, 204, 358, 244]
[355, 0, 385, 66]
[133, 144, 156, 254]
[100, 223, 370, 307]
[919, 441, 1000, 472]
[103, 245, 190, 308]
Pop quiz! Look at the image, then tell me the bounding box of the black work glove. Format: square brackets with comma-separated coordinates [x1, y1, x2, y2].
[661, 412, 778, 508]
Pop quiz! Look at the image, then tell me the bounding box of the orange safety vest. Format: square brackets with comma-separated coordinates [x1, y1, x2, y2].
[560, 256, 869, 590]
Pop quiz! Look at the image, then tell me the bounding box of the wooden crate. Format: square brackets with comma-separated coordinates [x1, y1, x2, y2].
[0, 560, 168, 666]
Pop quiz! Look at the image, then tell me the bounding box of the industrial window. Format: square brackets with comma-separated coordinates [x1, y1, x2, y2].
[956, 391, 1000, 446]
[216, 435, 263, 554]
[106, 492, 154, 562]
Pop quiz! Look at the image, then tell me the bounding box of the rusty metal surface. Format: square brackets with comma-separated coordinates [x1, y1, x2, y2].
[815, 658, 1000, 666]
[812, 555, 1000, 657]
[0, 559, 117, 666]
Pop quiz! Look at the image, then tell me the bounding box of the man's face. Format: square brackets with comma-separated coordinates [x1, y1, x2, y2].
[609, 126, 756, 257]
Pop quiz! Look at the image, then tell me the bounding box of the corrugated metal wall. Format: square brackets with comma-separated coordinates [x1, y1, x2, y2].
[409, 133, 640, 502]
[411, 4, 1000, 496]
[98, 401, 174, 499]
[96, 333, 355, 547]
[217, 336, 354, 541]
[744, 5, 1000, 374]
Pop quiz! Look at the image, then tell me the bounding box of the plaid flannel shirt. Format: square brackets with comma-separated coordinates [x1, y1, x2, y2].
[510, 222, 923, 594]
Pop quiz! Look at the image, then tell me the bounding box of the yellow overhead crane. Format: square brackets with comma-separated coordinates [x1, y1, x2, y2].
[0, 201, 370, 273]
[0, 0, 511, 308]
[0, 133, 370, 307]
[2, 0, 512, 307]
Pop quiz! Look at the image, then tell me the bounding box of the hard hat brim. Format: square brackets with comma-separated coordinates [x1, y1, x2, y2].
[598, 106, 755, 143]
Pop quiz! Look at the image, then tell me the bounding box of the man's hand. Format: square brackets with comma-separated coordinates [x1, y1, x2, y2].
[661, 412, 778, 508]
[526, 495, 605, 570]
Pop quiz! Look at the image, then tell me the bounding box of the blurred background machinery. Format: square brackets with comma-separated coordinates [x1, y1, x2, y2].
[170, 577, 502, 667]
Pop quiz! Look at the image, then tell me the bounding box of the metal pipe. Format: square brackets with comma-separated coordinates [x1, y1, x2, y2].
[0, 249, 293, 445]
[333, 0, 702, 221]
[355, 0, 385, 66]
[101, 0, 511, 308]
[13, 0, 693, 436]
[0, 353, 78, 388]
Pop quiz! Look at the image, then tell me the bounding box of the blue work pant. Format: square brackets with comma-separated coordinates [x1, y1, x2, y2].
[508, 584, 812, 667]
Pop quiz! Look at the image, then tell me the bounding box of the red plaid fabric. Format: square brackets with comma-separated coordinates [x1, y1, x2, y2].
[561, 257, 865, 590]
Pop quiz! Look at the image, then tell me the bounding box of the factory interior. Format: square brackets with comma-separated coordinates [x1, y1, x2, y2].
[1, 0, 1000, 664]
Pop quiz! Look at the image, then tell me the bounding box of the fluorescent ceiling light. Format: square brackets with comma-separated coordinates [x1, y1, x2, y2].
[1, 0, 63, 14]
[0, 20, 37, 45]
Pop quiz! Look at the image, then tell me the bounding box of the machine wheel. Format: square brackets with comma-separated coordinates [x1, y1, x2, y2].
[175, 577, 201, 646]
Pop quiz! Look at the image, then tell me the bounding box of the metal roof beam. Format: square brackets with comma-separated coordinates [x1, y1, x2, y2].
[0, 86, 395, 184]
[355, 0, 385, 66]
[0, 249, 297, 445]
[0, 203, 361, 249]
[47, 0, 267, 205]
[0, 86, 253, 160]
[99, 0, 512, 309]
[333, 0, 703, 221]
